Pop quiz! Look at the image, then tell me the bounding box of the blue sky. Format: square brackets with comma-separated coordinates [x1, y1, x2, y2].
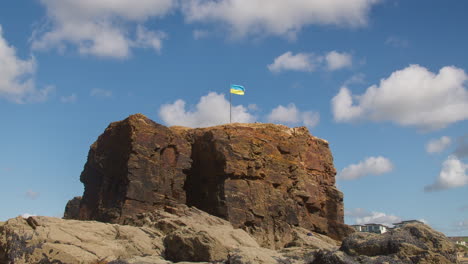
[0, 0, 467, 236]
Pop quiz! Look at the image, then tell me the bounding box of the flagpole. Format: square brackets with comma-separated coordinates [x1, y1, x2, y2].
[229, 88, 232, 123]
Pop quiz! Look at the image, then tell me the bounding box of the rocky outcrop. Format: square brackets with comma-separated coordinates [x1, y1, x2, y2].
[186, 124, 351, 247]
[0, 216, 164, 264]
[312, 223, 459, 264]
[70, 114, 353, 248]
[63, 196, 81, 219]
[126, 204, 260, 262]
[76, 114, 192, 223]
[0, 207, 337, 264]
[1, 214, 458, 264]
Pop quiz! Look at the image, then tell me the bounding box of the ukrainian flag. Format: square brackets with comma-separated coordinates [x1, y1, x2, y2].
[230, 84, 245, 95]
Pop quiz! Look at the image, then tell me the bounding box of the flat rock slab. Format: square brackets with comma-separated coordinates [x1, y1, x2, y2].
[0, 216, 164, 264]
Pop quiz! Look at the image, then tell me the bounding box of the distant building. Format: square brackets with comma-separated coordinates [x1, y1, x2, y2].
[392, 220, 424, 228]
[351, 225, 366, 232]
[450, 237, 467, 246]
[365, 223, 389, 234]
[351, 223, 389, 234]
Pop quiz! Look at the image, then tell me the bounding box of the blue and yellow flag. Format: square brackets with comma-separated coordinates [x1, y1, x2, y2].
[230, 84, 245, 95]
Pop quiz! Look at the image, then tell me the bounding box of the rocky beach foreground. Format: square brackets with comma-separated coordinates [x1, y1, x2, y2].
[0, 114, 459, 263]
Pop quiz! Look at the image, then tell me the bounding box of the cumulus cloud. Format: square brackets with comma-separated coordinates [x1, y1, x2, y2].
[425, 155, 468, 192]
[32, 0, 175, 58]
[267, 103, 319, 128]
[25, 190, 40, 200]
[181, 0, 380, 38]
[268, 51, 352, 73]
[338, 156, 393, 180]
[325, 51, 353, 70]
[426, 136, 452, 154]
[90, 88, 112, 97]
[60, 93, 77, 103]
[0, 25, 52, 103]
[268, 52, 318, 73]
[159, 92, 255, 127]
[346, 208, 401, 226]
[332, 65, 468, 130]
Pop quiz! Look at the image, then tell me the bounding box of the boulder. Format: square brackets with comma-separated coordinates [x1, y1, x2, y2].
[63, 196, 82, 219]
[227, 246, 286, 264]
[311, 250, 358, 264]
[130, 205, 260, 262]
[72, 114, 353, 248]
[164, 228, 228, 262]
[340, 223, 459, 264]
[0, 216, 164, 264]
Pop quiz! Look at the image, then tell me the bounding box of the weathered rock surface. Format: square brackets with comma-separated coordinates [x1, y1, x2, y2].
[187, 124, 352, 247]
[0, 216, 164, 264]
[0, 207, 337, 264]
[69, 114, 353, 248]
[75, 114, 192, 224]
[311, 223, 459, 264]
[63, 196, 82, 219]
[127, 204, 260, 262]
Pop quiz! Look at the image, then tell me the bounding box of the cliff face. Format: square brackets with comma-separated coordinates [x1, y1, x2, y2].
[69, 114, 353, 248]
[78, 115, 191, 222]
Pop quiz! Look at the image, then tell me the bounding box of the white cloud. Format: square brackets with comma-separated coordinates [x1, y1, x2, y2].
[181, 0, 381, 38]
[338, 156, 393, 180]
[159, 92, 255, 127]
[346, 208, 401, 226]
[332, 87, 363, 121]
[60, 93, 77, 103]
[425, 155, 468, 192]
[268, 52, 317, 73]
[90, 88, 112, 97]
[0, 25, 52, 103]
[426, 136, 452, 154]
[325, 51, 352, 70]
[267, 103, 320, 128]
[134, 25, 166, 52]
[21, 213, 37, 218]
[268, 51, 353, 73]
[33, 0, 175, 58]
[345, 208, 370, 218]
[332, 65, 468, 130]
[419, 219, 429, 225]
[25, 190, 40, 200]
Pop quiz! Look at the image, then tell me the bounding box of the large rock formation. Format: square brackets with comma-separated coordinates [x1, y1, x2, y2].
[311, 223, 459, 264]
[0, 207, 337, 264]
[0, 214, 459, 264]
[77, 115, 192, 223]
[66, 114, 353, 248]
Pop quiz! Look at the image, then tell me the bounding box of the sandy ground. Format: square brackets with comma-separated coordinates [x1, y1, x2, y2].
[459, 256, 468, 264]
